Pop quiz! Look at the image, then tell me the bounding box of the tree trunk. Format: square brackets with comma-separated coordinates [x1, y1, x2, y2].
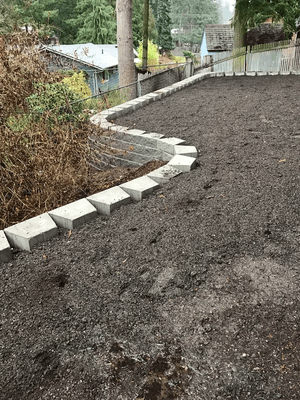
[233, 18, 246, 49]
[116, 0, 137, 100]
[142, 0, 149, 71]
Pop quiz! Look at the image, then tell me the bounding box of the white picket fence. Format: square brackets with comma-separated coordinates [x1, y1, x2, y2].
[210, 40, 300, 73]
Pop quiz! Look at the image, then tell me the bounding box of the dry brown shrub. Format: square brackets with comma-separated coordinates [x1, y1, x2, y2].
[0, 32, 165, 231]
[0, 32, 60, 121]
[0, 32, 91, 230]
[0, 115, 92, 230]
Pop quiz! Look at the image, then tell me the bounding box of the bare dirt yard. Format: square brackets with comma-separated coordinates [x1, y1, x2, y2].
[1, 74, 300, 400]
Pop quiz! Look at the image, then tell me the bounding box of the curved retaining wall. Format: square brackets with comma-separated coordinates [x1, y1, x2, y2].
[1, 70, 299, 263]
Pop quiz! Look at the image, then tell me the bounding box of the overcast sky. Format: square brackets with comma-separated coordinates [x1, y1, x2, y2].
[223, 0, 236, 12]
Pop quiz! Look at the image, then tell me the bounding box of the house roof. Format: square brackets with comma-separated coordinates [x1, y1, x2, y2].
[204, 24, 234, 52]
[44, 43, 118, 70]
[44, 43, 140, 71]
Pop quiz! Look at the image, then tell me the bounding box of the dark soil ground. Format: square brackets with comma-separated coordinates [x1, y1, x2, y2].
[1, 75, 300, 400]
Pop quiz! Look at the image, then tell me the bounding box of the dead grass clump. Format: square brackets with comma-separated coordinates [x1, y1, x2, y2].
[0, 115, 91, 230]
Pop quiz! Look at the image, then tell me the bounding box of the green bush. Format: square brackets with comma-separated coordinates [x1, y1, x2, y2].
[26, 82, 85, 121]
[137, 40, 159, 67]
[62, 71, 92, 99]
[6, 113, 32, 133]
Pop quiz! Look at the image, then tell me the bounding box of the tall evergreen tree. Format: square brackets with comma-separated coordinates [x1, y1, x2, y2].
[16, 0, 78, 43]
[156, 0, 173, 51]
[170, 0, 218, 44]
[68, 0, 116, 44]
[132, 0, 157, 48]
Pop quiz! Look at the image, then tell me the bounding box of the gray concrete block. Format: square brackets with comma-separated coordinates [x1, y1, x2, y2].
[49, 199, 97, 230]
[136, 132, 165, 147]
[109, 104, 133, 118]
[135, 96, 150, 106]
[155, 88, 170, 98]
[127, 129, 146, 136]
[235, 71, 246, 76]
[107, 130, 151, 145]
[225, 72, 234, 76]
[268, 71, 279, 75]
[280, 71, 291, 75]
[90, 113, 103, 125]
[0, 230, 12, 263]
[146, 93, 161, 101]
[215, 72, 225, 77]
[120, 176, 159, 201]
[96, 137, 164, 159]
[100, 121, 113, 130]
[153, 91, 163, 100]
[111, 149, 157, 164]
[105, 111, 118, 121]
[157, 137, 186, 154]
[167, 155, 197, 172]
[174, 145, 198, 158]
[246, 71, 257, 76]
[4, 213, 58, 251]
[291, 70, 300, 75]
[87, 186, 131, 216]
[97, 153, 142, 168]
[163, 86, 176, 94]
[109, 125, 128, 133]
[202, 72, 214, 79]
[124, 100, 143, 110]
[257, 71, 268, 76]
[147, 165, 182, 184]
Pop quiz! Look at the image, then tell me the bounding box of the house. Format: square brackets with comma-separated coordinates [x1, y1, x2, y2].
[43, 43, 140, 95]
[200, 24, 234, 57]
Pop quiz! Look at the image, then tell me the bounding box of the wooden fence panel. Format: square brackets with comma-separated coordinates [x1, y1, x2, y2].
[213, 51, 233, 72]
[248, 49, 282, 72]
[200, 41, 300, 73]
[233, 47, 246, 72]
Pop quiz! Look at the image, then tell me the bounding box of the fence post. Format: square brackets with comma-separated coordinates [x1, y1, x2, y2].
[137, 81, 141, 97]
[246, 46, 250, 71]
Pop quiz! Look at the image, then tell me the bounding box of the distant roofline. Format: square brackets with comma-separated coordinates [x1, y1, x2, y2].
[43, 45, 104, 72]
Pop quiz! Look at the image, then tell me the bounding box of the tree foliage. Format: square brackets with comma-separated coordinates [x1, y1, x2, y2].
[156, 0, 173, 51]
[170, 0, 219, 44]
[233, 0, 300, 47]
[67, 0, 116, 44]
[132, 0, 157, 48]
[1, 0, 156, 47]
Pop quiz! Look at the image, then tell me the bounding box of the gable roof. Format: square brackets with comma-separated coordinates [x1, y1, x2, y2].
[44, 43, 118, 70]
[43, 43, 140, 71]
[204, 24, 234, 52]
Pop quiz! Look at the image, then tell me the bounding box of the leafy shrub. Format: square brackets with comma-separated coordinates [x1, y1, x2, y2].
[62, 71, 92, 99]
[6, 113, 32, 133]
[182, 50, 199, 65]
[0, 32, 94, 230]
[96, 87, 130, 111]
[137, 40, 159, 67]
[26, 82, 85, 121]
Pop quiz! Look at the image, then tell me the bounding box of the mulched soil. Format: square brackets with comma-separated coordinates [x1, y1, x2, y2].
[1, 75, 300, 400]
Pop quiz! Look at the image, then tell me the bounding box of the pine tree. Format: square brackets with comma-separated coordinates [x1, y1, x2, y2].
[68, 0, 116, 44]
[156, 0, 173, 51]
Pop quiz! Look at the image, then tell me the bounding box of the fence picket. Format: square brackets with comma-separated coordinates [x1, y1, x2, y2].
[204, 40, 300, 73]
